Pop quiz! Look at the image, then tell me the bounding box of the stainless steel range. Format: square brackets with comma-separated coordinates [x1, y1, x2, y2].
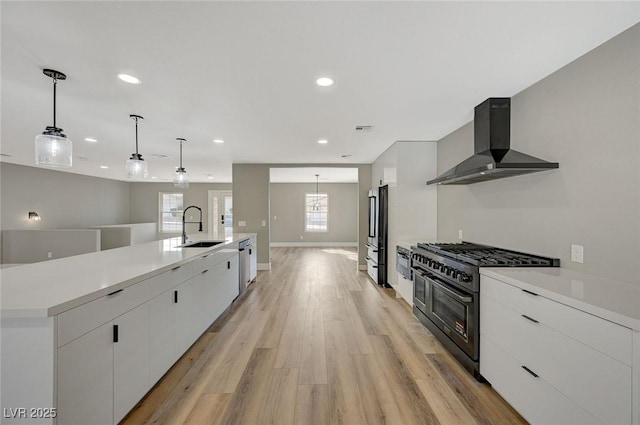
[411, 241, 559, 379]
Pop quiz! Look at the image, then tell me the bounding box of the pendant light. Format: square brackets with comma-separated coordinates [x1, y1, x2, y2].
[35, 69, 72, 168]
[313, 174, 320, 211]
[126, 114, 148, 178]
[173, 138, 189, 188]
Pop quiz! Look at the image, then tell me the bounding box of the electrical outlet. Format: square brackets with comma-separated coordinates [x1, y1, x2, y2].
[261, 220, 266, 227]
[571, 244, 584, 263]
[238, 221, 246, 227]
[273, 215, 277, 220]
[47, 252, 52, 259]
[458, 230, 463, 240]
[300, 235, 303, 240]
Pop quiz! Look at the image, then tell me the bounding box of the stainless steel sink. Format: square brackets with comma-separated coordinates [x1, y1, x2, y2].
[181, 241, 223, 248]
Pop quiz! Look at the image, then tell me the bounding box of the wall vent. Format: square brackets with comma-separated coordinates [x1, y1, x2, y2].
[355, 125, 374, 132]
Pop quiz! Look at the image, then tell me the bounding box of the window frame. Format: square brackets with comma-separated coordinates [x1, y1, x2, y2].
[159, 192, 184, 234]
[304, 192, 329, 233]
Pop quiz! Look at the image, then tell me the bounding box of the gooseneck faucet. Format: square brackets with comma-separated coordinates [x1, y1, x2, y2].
[182, 205, 203, 244]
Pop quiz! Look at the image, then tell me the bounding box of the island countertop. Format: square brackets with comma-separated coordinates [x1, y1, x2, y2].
[0, 233, 256, 319]
[481, 267, 640, 331]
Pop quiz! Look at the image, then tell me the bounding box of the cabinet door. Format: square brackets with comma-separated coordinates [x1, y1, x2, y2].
[175, 276, 200, 355]
[57, 322, 114, 425]
[249, 237, 257, 281]
[226, 255, 240, 305]
[149, 289, 178, 383]
[113, 303, 150, 424]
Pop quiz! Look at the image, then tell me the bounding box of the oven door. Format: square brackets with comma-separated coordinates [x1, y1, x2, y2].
[396, 252, 411, 279]
[426, 274, 477, 360]
[412, 267, 428, 314]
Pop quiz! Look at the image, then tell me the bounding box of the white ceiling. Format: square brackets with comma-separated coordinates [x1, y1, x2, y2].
[2, 2, 639, 183]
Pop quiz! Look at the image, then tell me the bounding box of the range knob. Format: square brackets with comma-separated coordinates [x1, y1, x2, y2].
[442, 266, 450, 275]
[460, 273, 472, 283]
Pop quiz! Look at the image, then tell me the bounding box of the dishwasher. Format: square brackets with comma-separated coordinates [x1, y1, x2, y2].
[238, 238, 251, 295]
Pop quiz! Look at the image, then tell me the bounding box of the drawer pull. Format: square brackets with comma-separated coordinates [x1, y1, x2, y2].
[202, 269, 209, 274]
[521, 365, 539, 378]
[521, 314, 539, 324]
[174, 290, 178, 303]
[227, 261, 231, 269]
[113, 325, 119, 343]
[522, 289, 539, 296]
[107, 289, 123, 297]
[171, 266, 181, 271]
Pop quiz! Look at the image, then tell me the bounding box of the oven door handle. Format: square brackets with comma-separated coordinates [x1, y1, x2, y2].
[411, 267, 428, 279]
[431, 279, 473, 303]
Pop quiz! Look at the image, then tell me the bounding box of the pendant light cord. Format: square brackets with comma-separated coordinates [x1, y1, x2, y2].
[52, 77, 57, 128]
[179, 140, 183, 168]
[134, 117, 139, 155]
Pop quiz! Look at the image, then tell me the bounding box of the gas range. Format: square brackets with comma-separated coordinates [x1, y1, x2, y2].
[410, 241, 559, 380]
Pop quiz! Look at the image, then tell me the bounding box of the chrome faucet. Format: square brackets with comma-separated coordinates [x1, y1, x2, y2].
[182, 205, 203, 244]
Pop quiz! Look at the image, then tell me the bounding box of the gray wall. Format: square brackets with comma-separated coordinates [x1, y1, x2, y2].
[270, 183, 358, 244]
[437, 23, 640, 284]
[0, 162, 130, 230]
[232, 163, 371, 268]
[129, 182, 232, 239]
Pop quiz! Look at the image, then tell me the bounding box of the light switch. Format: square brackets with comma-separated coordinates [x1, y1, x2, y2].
[239, 221, 246, 227]
[261, 220, 266, 227]
[571, 244, 584, 263]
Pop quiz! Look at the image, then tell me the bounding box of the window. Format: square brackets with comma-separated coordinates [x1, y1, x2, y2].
[305, 192, 328, 232]
[159, 193, 183, 233]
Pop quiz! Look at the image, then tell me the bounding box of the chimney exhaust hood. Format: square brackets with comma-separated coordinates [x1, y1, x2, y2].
[427, 98, 558, 185]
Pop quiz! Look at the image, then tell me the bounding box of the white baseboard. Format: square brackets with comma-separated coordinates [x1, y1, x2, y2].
[270, 242, 358, 247]
[258, 263, 271, 271]
[358, 265, 367, 271]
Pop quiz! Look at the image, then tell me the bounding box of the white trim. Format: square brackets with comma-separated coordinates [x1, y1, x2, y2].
[358, 265, 368, 271]
[270, 242, 357, 247]
[258, 262, 271, 271]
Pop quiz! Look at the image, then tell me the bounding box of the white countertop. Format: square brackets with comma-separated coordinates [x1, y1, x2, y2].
[481, 268, 640, 331]
[0, 232, 256, 319]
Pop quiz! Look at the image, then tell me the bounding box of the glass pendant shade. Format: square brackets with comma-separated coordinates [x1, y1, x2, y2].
[126, 154, 148, 179]
[35, 130, 72, 168]
[174, 168, 189, 188]
[35, 69, 72, 168]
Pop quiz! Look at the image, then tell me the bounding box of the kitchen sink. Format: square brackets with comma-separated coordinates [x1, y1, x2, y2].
[181, 241, 223, 248]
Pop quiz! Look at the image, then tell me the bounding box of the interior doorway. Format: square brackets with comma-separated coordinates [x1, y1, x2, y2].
[208, 190, 233, 239]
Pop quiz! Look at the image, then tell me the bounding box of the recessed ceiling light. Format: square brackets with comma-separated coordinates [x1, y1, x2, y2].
[317, 139, 328, 145]
[316, 77, 334, 87]
[118, 73, 141, 84]
[84, 137, 98, 143]
[208, 176, 214, 180]
[151, 176, 158, 179]
[100, 165, 109, 169]
[212, 139, 224, 144]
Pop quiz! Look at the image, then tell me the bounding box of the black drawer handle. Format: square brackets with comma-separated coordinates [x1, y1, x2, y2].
[227, 261, 231, 269]
[113, 325, 119, 343]
[171, 266, 181, 271]
[249, 249, 252, 255]
[174, 290, 178, 303]
[202, 269, 209, 274]
[522, 365, 539, 378]
[107, 289, 123, 297]
[521, 314, 539, 324]
[522, 289, 539, 296]
[372, 265, 378, 269]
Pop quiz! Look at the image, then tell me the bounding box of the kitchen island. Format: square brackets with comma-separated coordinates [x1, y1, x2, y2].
[1, 232, 256, 425]
[480, 267, 640, 425]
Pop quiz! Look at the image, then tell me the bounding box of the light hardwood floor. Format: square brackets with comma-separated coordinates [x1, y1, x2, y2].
[121, 247, 527, 425]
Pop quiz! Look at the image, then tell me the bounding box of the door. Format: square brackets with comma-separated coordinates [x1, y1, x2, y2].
[208, 190, 233, 239]
[148, 290, 178, 383]
[113, 303, 150, 424]
[57, 322, 114, 425]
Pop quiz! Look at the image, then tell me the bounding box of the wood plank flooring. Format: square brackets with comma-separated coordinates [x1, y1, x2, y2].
[121, 247, 526, 425]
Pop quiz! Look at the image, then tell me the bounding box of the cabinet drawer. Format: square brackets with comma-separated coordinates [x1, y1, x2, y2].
[58, 280, 150, 347]
[367, 246, 378, 263]
[148, 261, 196, 298]
[481, 336, 601, 425]
[481, 294, 632, 425]
[481, 275, 632, 365]
[367, 259, 378, 284]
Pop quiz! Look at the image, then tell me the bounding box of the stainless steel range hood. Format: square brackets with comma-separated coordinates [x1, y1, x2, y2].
[427, 98, 558, 185]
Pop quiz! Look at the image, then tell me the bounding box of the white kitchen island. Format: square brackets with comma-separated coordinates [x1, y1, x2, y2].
[0, 232, 256, 425]
[479, 268, 640, 425]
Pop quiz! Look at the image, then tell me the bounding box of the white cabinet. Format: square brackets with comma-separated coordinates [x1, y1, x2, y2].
[57, 322, 114, 425]
[113, 302, 150, 424]
[396, 271, 413, 306]
[175, 274, 201, 355]
[480, 275, 634, 425]
[148, 288, 178, 383]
